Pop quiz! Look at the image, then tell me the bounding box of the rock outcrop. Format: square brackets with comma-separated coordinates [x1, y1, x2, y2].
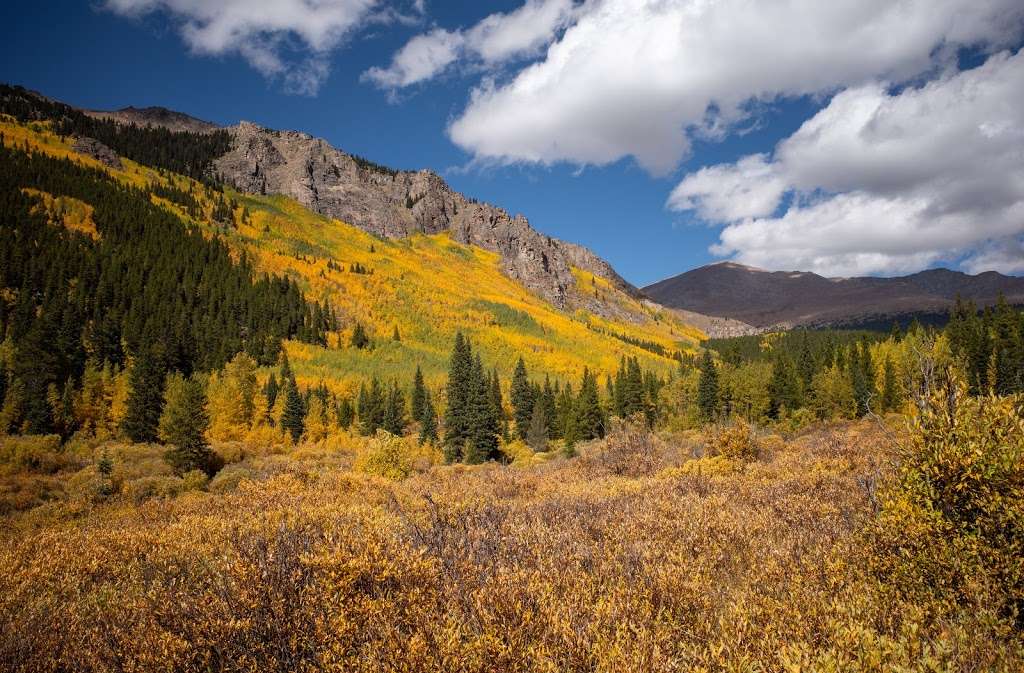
[71, 137, 121, 168]
[213, 122, 637, 311]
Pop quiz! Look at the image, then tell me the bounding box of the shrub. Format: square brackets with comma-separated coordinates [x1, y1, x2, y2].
[355, 431, 413, 481]
[0, 435, 71, 474]
[706, 420, 759, 462]
[121, 475, 184, 504]
[584, 416, 662, 477]
[868, 374, 1024, 626]
[207, 463, 256, 493]
[181, 469, 209, 492]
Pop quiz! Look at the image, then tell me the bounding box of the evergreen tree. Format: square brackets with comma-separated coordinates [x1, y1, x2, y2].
[575, 368, 604, 440]
[382, 382, 406, 435]
[410, 366, 427, 426]
[696, 350, 720, 422]
[392, 326, 401, 342]
[889, 321, 903, 342]
[350, 323, 370, 349]
[122, 346, 167, 442]
[358, 377, 386, 435]
[490, 369, 507, 441]
[443, 332, 473, 461]
[510, 357, 534, 440]
[160, 373, 219, 476]
[526, 400, 548, 452]
[767, 352, 801, 419]
[281, 379, 306, 443]
[264, 372, 279, 410]
[466, 355, 500, 462]
[541, 376, 559, 440]
[418, 391, 438, 445]
[336, 396, 355, 430]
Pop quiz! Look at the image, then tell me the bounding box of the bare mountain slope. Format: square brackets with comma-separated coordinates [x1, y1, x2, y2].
[644, 262, 1024, 329]
[84, 106, 220, 133]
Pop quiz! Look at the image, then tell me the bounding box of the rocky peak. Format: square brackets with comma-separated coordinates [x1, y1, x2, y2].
[213, 121, 638, 312]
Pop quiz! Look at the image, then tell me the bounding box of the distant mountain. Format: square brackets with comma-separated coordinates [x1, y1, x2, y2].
[643, 262, 1024, 330]
[84, 106, 220, 134]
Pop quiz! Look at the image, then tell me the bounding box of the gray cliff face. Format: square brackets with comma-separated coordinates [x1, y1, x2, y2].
[213, 122, 636, 311]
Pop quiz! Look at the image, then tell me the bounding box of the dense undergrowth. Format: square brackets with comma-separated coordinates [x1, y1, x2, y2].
[1, 376, 1021, 672]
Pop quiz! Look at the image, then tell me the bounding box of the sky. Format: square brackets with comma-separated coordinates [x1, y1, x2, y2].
[2, 0, 1023, 285]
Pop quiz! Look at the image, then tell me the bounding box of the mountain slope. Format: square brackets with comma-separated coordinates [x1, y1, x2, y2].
[0, 101, 702, 397]
[644, 261, 1024, 329]
[212, 121, 635, 315]
[84, 105, 220, 134]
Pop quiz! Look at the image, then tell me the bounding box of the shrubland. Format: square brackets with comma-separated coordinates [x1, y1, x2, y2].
[0, 367, 1022, 671]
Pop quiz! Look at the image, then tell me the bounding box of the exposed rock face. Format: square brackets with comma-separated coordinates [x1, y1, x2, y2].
[214, 121, 637, 311]
[84, 106, 220, 134]
[71, 137, 121, 168]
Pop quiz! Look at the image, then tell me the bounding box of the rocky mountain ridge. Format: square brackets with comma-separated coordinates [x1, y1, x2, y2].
[212, 121, 638, 315]
[644, 262, 1024, 330]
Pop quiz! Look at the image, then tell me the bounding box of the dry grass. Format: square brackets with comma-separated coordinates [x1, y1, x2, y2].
[1, 416, 1020, 672]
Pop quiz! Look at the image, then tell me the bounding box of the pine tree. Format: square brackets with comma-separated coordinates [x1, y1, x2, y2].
[160, 373, 219, 476]
[350, 323, 370, 349]
[696, 350, 720, 422]
[392, 326, 401, 342]
[510, 357, 534, 440]
[526, 401, 548, 452]
[264, 372, 279, 410]
[418, 391, 438, 445]
[122, 346, 167, 442]
[467, 355, 500, 462]
[280, 379, 306, 443]
[767, 352, 801, 419]
[541, 376, 559, 440]
[336, 396, 355, 430]
[443, 332, 473, 461]
[490, 369, 507, 441]
[382, 382, 406, 435]
[410, 366, 426, 425]
[358, 377, 386, 435]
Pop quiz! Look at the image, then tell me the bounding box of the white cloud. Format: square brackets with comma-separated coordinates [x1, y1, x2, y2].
[364, 0, 574, 89]
[667, 154, 786, 222]
[677, 50, 1024, 276]
[447, 0, 1024, 174]
[104, 0, 381, 95]
[363, 28, 464, 88]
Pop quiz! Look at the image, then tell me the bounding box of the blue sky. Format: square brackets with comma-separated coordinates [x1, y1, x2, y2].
[3, 1, 1023, 283]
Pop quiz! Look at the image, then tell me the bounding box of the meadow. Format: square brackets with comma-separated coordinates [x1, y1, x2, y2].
[1, 373, 1021, 672]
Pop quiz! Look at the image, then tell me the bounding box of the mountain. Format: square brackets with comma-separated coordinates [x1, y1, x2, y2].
[643, 261, 1024, 330]
[0, 84, 703, 395]
[211, 121, 636, 315]
[84, 105, 221, 134]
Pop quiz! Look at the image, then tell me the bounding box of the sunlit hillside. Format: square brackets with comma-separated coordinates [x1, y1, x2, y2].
[1, 116, 703, 396]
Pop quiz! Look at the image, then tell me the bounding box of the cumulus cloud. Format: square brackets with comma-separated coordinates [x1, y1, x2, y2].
[363, 0, 574, 89]
[104, 0, 382, 95]
[674, 50, 1024, 276]
[447, 0, 1024, 174]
